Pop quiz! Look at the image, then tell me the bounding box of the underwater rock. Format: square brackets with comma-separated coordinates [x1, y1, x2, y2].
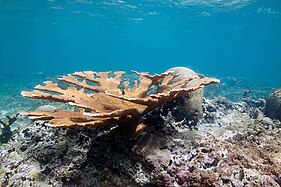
[164, 67, 204, 126]
[132, 133, 172, 168]
[151, 119, 281, 186]
[265, 88, 281, 120]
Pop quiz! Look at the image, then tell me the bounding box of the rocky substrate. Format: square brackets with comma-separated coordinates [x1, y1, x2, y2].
[0, 96, 281, 187]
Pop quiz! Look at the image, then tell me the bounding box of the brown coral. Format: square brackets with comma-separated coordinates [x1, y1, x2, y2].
[21, 70, 219, 128]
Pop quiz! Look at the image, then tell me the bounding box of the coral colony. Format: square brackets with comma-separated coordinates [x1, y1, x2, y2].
[21, 70, 219, 131]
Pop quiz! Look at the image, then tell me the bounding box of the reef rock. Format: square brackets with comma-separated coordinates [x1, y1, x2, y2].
[150, 97, 281, 187]
[265, 88, 281, 120]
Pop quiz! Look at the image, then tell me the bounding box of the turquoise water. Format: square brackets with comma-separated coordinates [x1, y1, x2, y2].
[1, 1, 281, 185]
[0, 0, 280, 86]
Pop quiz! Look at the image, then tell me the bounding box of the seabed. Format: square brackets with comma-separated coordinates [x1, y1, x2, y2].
[0, 76, 280, 187]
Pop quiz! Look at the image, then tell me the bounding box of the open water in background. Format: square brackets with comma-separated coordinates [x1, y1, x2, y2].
[0, 0, 281, 87]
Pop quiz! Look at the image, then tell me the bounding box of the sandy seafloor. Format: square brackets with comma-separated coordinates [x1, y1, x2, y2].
[0, 74, 280, 187]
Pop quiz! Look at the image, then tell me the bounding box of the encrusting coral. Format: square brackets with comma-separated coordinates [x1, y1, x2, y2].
[21, 70, 219, 129]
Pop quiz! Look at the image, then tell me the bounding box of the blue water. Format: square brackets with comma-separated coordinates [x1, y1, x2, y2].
[0, 0, 281, 86]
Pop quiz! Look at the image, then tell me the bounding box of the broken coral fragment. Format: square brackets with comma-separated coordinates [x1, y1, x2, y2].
[21, 70, 219, 128]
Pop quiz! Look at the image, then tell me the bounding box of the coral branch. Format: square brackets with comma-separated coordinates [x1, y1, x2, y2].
[0, 113, 19, 127]
[0, 113, 19, 143]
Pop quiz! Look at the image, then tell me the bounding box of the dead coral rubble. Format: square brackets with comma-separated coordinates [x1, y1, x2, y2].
[21, 70, 219, 129]
[150, 99, 281, 187]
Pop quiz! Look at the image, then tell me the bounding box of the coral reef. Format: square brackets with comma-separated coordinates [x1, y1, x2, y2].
[265, 88, 281, 120]
[0, 94, 280, 186]
[21, 70, 219, 130]
[1, 70, 280, 186]
[0, 113, 19, 143]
